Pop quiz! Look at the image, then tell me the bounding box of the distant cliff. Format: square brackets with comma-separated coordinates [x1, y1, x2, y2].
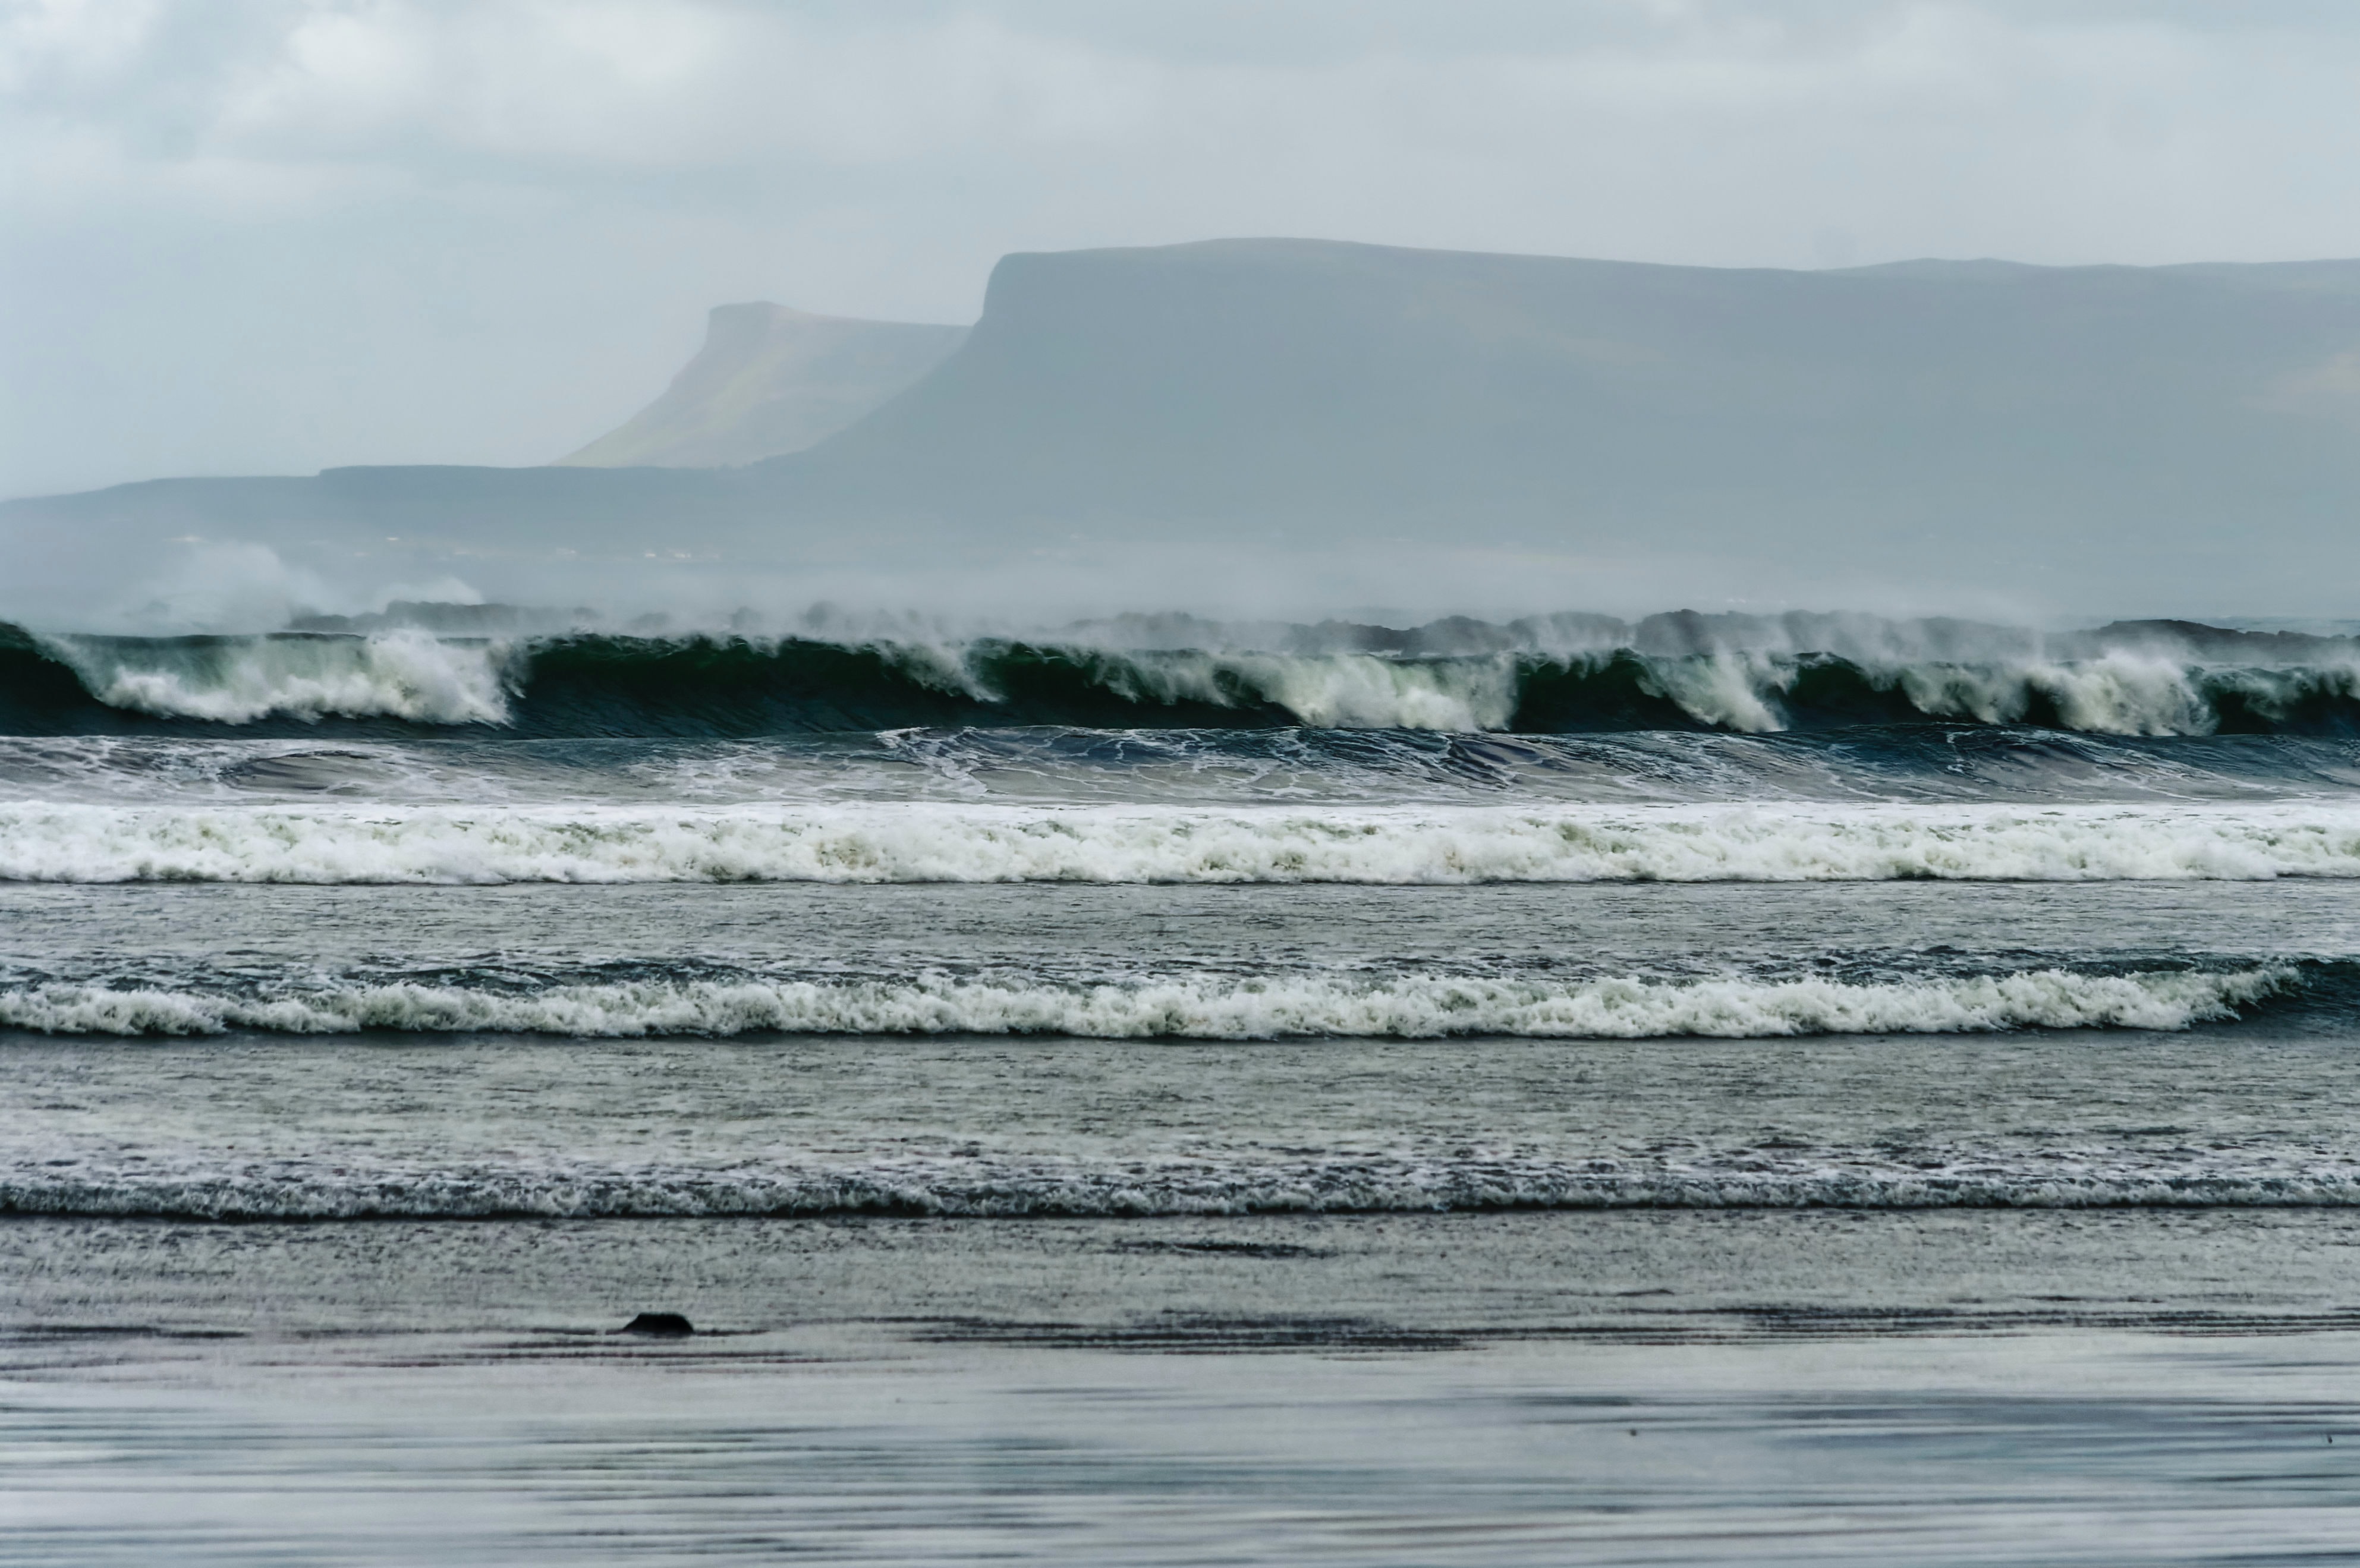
[798, 240, 2360, 541]
[555, 303, 967, 468]
[12, 238, 2360, 621]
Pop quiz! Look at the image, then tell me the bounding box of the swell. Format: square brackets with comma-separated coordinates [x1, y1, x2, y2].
[15, 623, 2360, 739]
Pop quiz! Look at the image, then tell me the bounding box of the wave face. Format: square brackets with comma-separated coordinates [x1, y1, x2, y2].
[14, 615, 2360, 738]
[3, 802, 2359, 883]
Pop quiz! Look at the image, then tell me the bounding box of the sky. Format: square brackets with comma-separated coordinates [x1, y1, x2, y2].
[7, 0, 2360, 500]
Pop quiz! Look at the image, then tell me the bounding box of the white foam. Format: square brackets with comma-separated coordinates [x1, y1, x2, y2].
[4, 801, 2360, 883]
[1884, 652, 2225, 736]
[1120, 651, 1521, 730]
[45, 630, 514, 725]
[1635, 650, 1790, 732]
[0, 966, 2282, 1039]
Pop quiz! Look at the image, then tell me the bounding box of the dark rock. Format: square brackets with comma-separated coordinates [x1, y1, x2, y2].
[621, 1311, 694, 1337]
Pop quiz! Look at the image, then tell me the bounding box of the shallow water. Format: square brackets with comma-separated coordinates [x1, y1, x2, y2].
[14, 1213, 2360, 1564]
[7, 880, 2360, 1217]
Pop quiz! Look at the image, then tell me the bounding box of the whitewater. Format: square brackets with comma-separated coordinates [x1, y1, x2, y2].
[16, 612, 2360, 738]
[6, 799, 2360, 883]
[14, 607, 2360, 1225]
[0, 964, 2279, 1038]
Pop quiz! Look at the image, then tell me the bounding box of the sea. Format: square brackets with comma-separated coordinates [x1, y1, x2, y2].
[12, 607, 2360, 1564]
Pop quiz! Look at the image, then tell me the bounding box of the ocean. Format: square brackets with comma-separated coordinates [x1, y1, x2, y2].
[12, 610, 2360, 1563]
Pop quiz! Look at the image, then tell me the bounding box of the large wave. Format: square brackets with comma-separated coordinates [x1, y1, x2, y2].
[5, 802, 2360, 883]
[11, 614, 2360, 738]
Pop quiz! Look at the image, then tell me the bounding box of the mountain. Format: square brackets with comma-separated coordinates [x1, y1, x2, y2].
[555, 303, 968, 468]
[10, 238, 2360, 623]
[794, 241, 2360, 541]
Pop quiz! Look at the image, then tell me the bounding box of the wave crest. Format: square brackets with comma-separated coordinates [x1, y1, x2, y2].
[0, 965, 2281, 1038]
[11, 617, 2360, 737]
[37, 628, 515, 725]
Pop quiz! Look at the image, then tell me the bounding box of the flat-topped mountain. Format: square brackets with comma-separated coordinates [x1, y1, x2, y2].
[556, 303, 967, 469]
[11, 238, 2360, 621]
[800, 240, 2360, 536]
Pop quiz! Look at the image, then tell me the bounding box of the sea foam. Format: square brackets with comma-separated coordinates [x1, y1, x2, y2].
[0, 966, 2282, 1038]
[4, 802, 2360, 884]
[46, 628, 513, 725]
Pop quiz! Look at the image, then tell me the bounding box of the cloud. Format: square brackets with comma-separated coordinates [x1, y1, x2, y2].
[8, 1, 1163, 175]
[12, 3, 2349, 200]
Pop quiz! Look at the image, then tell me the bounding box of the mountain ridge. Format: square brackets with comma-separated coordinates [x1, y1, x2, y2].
[11, 237, 2360, 622]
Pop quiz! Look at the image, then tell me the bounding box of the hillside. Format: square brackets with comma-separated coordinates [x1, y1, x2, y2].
[555, 304, 967, 468]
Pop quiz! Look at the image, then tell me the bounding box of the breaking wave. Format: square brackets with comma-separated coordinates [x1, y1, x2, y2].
[11, 615, 2360, 738]
[0, 965, 2283, 1039]
[6, 802, 2360, 883]
[8, 624, 512, 728]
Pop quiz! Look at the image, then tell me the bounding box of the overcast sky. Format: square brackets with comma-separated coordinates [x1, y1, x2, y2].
[8, 0, 2360, 499]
